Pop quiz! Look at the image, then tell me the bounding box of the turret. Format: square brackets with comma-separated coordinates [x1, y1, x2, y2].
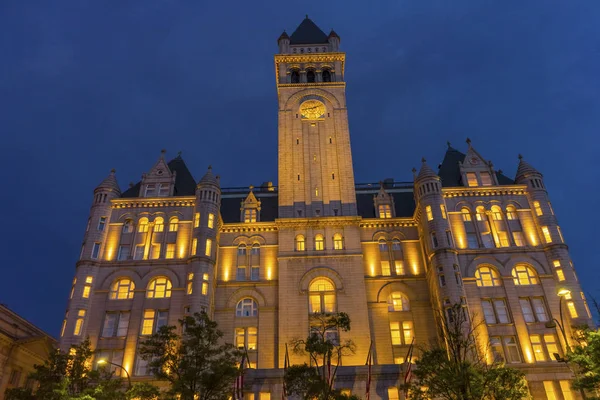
[278, 31, 290, 54]
[328, 30, 340, 51]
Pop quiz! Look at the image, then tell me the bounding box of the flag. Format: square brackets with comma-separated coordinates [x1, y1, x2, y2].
[403, 338, 415, 386]
[365, 341, 373, 400]
[327, 349, 332, 386]
[282, 344, 290, 400]
[234, 350, 247, 400]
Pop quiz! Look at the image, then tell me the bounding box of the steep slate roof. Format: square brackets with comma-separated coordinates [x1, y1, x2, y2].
[437, 146, 514, 187]
[356, 191, 416, 218]
[289, 17, 329, 45]
[121, 156, 197, 198]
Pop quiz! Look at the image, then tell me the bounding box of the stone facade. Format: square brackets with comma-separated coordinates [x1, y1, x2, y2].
[59, 17, 592, 400]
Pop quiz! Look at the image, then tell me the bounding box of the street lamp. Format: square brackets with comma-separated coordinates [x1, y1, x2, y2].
[97, 359, 132, 389]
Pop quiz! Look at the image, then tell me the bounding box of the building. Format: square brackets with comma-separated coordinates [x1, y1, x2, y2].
[0, 305, 57, 400]
[59, 16, 592, 400]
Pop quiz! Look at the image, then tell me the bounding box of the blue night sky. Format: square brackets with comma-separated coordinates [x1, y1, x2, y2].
[1, 1, 599, 337]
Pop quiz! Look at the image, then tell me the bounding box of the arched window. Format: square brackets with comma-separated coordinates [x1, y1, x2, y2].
[379, 239, 388, 252]
[309, 278, 336, 314]
[461, 207, 472, 222]
[138, 217, 149, 233]
[475, 206, 486, 221]
[109, 279, 135, 300]
[392, 239, 401, 251]
[315, 234, 324, 251]
[387, 292, 410, 311]
[154, 217, 164, 232]
[333, 233, 343, 250]
[322, 69, 331, 82]
[146, 277, 172, 298]
[123, 220, 133, 234]
[291, 69, 300, 83]
[238, 244, 247, 256]
[295, 235, 305, 251]
[475, 266, 502, 287]
[306, 69, 316, 83]
[169, 217, 179, 232]
[506, 205, 518, 220]
[236, 298, 258, 317]
[490, 206, 503, 221]
[512, 265, 539, 286]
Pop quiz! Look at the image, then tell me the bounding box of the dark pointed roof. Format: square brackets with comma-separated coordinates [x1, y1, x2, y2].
[198, 166, 219, 187]
[328, 30, 340, 39]
[120, 155, 197, 198]
[278, 31, 290, 42]
[289, 17, 329, 45]
[438, 146, 514, 187]
[515, 155, 541, 182]
[96, 169, 121, 193]
[415, 159, 438, 181]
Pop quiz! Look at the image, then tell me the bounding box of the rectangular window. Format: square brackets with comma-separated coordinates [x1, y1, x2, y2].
[102, 312, 130, 337]
[467, 233, 479, 248]
[259, 393, 270, 400]
[315, 238, 324, 251]
[237, 266, 246, 281]
[481, 233, 494, 248]
[187, 273, 193, 295]
[390, 322, 401, 345]
[91, 243, 101, 259]
[166, 244, 175, 259]
[98, 216, 106, 231]
[245, 209, 257, 223]
[158, 183, 169, 197]
[202, 273, 209, 296]
[431, 232, 438, 248]
[559, 381, 574, 400]
[134, 245, 145, 260]
[440, 204, 447, 219]
[145, 184, 156, 197]
[395, 261, 404, 275]
[426, 205, 433, 221]
[208, 213, 215, 229]
[388, 387, 400, 400]
[192, 238, 197, 255]
[82, 285, 91, 299]
[566, 301, 578, 318]
[532, 298, 549, 321]
[117, 246, 130, 261]
[520, 298, 535, 323]
[482, 300, 497, 324]
[381, 261, 391, 276]
[135, 353, 150, 376]
[466, 172, 478, 187]
[141, 310, 155, 335]
[247, 327, 258, 350]
[542, 226, 552, 243]
[533, 201, 543, 216]
[74, 310, 86, 336]
[194, 213, 200, 228]
[379, 204, 391, 219]
[490, 337, 504, 362]
[169, 219, 178, 232]
[530, 334, 546, 361]
[504, 336, 521, 363]
[495, 231, 508, 247]
[545, 334, 560, 362]
[250, 266, 259, 281]
[543, 381, 557, 400]
[480, 172, 492, 186]
[205, 239, 212, 256]
[150, 244, 161, 260]
[402, 321, 413, 343]
[513, 231, 525, 247]
[333, 236, 343, 250]
[394, 357, 405, 364]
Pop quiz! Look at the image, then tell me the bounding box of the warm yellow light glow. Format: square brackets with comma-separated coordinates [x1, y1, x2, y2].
[266, 267, 272, 280]
[524, 347, 534, 363]
[412, 263, 419, 275]
[370, 264, 376, 277]
[542, 226, 552, 243]
[224, 268, 230, 281]
[557, 288, 571, 297]
[97, 359, 107, 365]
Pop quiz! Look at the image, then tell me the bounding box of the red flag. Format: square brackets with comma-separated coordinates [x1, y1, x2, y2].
[365, 341, 373, 400]
[235, 351, 246, 400]
[282, 344, 290, 400]
[403, 338, 415, 386]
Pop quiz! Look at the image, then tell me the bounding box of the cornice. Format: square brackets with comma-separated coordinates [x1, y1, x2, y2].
[274, 53, 345, 64]
[359, 219, 417, 229]
[111, 197, 196, 209]
[442, 185, 528, 198]
[220, 222, 278, 234]
[275, 216, 361, 229]
[278, 82, 346, 89]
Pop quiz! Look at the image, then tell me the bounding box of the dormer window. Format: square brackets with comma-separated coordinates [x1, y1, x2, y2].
[241, 187, 261, 223]
[466, 173, 478, 187]
[244, 209, 257, 223]
[145, 184, 156, 197]
[158, 183, 169, 197]
[378, 205, 391, 219]
[480, 172, 492, 186]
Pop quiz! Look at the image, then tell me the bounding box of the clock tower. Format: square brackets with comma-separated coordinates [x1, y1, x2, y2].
[275, 17, 357, 218]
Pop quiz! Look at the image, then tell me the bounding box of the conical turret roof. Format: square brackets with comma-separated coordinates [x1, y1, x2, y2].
[515, 155, 542, 182]
[96, 169, 121, 193]
[198, 166, 219, 186]
[278, 30, 290, 42]
[416, 158, 438, 181]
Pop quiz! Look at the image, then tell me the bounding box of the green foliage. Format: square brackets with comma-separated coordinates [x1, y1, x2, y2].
[405, 304, 530, 400]
[285, 312, 356, 400]
[568, 328, 600, 395]
[126, 382, 161, 400]
[138, 311, 240, 400]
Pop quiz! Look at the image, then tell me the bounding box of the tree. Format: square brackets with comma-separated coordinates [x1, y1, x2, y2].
[567, 328, 600, 396]
[405, 304, 530, 400]
[284, 312, 358, 400]
[138, 311, 240, 400]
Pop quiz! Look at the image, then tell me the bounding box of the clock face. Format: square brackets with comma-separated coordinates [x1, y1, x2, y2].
[300, 100, 326, 120]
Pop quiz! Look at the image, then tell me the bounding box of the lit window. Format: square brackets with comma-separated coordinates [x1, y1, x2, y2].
[117, 246, 130, 260]
[192, 238, 197, 255]
[138, 218, 149, 233]
[74, 310, 86, 336]
[533, 201, 543, 216]
[381, 261, 391, 276]
[466, 173, 478, 187]
[389, 321, 413, 345]
[388, 387, 399, 400]
[244, 209, 257, 223]
[158, 183, 169, 197]
[475, 206, 486, 221]
[141, 310, 168, 335]
[150, 244, 160, 259]
[491, 205, 503, 221]
[512, 265, 539, 285]
[543, 381, 557, 400]
[490, 337, 504, 362]
[122, 220, 133, 233]
[440, 204, 447, 219]
[101, 312, 130, 337]
[259, 393, 270, 400]
[461, 207, 472, 221]
[134, 245, 144, 260]
[309, 278, 336, 314]
[202, 273, 209, 295]
[98, 216, 106, 231]
[154, 217, 164, 232]
[566, 301, 578, 318]
[556, 268, 565, 281]
[146, 277, 172, 298]
[497, 231, 509, 247]
[315, 234, 324, 251]
[426, 205, 433, 221]
[194, 213, 200, 228]
[557, 226, 564, 243]
[542, 226, 552, 243]
[403, 321, 413, 343]
[236, 298, 258, 317]
[378, 204, 391, 219]
[475, 266, 501, 287]
[169, 217, 179, 232]
[295, 235, 305, 251]
[333, 233, 343, 250]
[91, 242, 101, 259]
[393, 357, 405, 364]
[395, 260, 404, 275]
[110, 279, 135, 300]
[559, 381, 574, 400]
[205, 239, 212, 256]
[513, 232, 525, 247]
[208, 213, 215, 229]
[82, 275, 92, 299]
[235, 327, 258, 350]
[390, 322, 401, 345]
[387, 292, 409, 311]
[480, 172, 492, 186]
[506, 205, 518, 220]
[530, 334, 546, 361]
[145, 184, 156, 197]
[166, 244, 175, 259]
[545, 334, 560, 362]
[187, 273, 194, 295]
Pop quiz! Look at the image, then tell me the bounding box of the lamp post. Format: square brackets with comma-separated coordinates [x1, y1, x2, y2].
[97, 359, 132, 389]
